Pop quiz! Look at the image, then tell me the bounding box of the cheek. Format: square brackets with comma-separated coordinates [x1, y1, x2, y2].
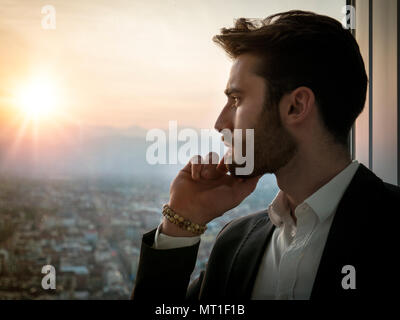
[234, 102, 263, 130]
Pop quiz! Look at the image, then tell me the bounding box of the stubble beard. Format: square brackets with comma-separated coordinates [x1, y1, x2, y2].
[227, 104, 298, 178]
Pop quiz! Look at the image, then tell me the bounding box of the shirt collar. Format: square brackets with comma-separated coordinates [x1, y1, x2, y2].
[268, 160, 360, 227]
[267, 191, 291, 227]
[304, 160, 359, 223]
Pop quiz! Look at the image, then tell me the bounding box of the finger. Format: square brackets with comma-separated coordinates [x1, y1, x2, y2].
[201, 152, 221, 179]
[203, 151, 219, 165]
[216, 156, 228, 173]
[180, 159, 192, 174]
[190, 155, 203, 180]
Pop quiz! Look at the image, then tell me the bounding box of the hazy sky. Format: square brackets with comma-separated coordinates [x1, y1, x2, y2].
[0, 0, 344, 131]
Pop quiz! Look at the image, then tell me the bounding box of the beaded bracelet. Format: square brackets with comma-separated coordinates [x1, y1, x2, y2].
[162, 204, 207, 235]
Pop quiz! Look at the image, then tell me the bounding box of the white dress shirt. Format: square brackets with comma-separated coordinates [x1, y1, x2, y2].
[154, 224, 200, 249]
[153, 160, 360, 300]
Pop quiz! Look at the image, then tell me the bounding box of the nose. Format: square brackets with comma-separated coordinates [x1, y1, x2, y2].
[214, 105, 234, 133]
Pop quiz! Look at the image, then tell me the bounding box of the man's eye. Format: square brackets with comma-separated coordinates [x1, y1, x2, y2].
[232, 96, 240, 105]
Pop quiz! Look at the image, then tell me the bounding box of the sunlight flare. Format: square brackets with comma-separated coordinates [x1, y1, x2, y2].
[14, 77, 59, 120]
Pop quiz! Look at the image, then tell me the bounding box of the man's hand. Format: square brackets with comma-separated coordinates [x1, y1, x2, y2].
[161, 152, 262, 237]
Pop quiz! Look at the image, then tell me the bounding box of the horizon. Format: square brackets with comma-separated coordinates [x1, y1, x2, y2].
[0, 0, 344, 178]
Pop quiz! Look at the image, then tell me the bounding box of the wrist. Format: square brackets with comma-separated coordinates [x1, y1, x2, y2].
[163, 203, 207, 235]
[168, 201, 208, 226]
[161, 218, 200, 237]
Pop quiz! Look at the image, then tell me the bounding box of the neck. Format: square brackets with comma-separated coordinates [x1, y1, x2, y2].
[274, 142, 352, 213]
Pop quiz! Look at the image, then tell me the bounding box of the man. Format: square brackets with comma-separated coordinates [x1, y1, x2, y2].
[132, 10, 399, 300]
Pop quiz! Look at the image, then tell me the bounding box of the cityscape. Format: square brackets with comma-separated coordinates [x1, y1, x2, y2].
[0, 172, 278, 299]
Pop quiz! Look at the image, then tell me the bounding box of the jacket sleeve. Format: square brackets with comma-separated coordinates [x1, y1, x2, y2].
[131, 228, 201, 301]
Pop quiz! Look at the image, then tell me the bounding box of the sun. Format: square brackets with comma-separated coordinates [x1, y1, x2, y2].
[15, 77, 59, 120]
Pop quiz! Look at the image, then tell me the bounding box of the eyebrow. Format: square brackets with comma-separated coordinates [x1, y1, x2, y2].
[224, 87, 244, 97]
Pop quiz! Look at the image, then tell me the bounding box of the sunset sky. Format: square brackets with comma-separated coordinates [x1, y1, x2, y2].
[0, 0, 344, 132]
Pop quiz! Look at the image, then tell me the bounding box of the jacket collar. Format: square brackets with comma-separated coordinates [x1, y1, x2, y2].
[268, 160, 360, 228]
[226, 214, 275, 299]
[310, 163, 383, 298]
[225, 163, 383, 299]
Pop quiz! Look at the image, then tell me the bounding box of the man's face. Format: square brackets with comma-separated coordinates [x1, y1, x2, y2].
[214, 53, 297, 177]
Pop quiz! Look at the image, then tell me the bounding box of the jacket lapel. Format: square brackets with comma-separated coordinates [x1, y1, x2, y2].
[310, 164, 382, 299]
[226, 215, 275, 299]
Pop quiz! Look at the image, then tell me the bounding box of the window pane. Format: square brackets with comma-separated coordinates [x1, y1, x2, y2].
[0, 0, 345, 299]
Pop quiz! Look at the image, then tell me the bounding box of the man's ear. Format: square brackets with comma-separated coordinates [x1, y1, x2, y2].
[285, 86, 315, 125]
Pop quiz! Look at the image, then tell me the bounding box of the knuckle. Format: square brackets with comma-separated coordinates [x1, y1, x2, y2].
[190, 155, 202, 165]
[205, 151, 219, 164]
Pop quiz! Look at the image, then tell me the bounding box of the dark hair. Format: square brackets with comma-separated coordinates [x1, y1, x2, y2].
[212, 10, 368, 146]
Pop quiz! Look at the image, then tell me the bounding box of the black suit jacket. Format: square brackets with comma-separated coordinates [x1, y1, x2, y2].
[132, 164, 399, 300]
